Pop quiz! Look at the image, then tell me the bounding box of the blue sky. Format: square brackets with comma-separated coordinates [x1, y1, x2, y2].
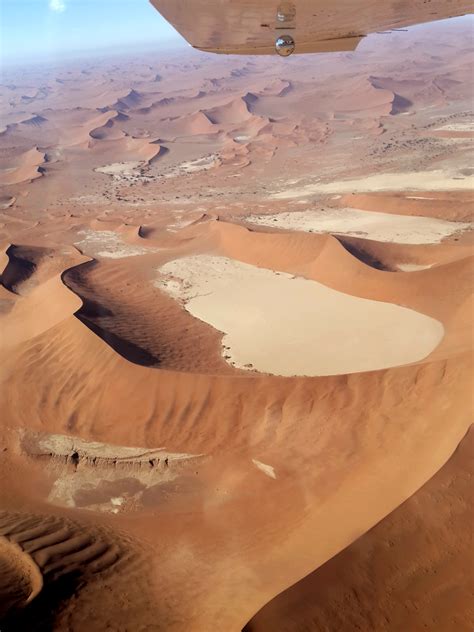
[1, 0, 184, 64]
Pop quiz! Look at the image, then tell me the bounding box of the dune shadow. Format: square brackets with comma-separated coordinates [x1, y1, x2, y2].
[336, 237, 390, 271]
[1, 245, 38, 293]
[1, 572, 82, 632]
[63, 260, 162, 367]
[75, 314, 161, 366]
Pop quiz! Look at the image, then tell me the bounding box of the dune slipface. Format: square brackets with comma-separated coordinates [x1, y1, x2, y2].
[0, 11, 473, 632]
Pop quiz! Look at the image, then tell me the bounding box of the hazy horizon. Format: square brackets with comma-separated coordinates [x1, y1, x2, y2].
[1, 0, 184, 65]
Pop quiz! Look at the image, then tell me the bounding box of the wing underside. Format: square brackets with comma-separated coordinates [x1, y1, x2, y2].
[149, 0, 471, 55]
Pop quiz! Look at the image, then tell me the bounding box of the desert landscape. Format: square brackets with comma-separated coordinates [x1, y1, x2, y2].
[0, 9, 473, 632]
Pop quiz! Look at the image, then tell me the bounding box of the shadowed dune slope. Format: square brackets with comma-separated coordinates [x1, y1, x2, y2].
[245, 428, 474, 632]
[0, 510, 160, 631]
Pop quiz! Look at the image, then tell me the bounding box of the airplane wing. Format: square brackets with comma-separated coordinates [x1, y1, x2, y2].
[149, 0, 471, 55]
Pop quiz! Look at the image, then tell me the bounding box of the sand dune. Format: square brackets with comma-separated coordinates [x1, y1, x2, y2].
[246, 427, 474, 632]
[0, 195, 16, 210]
[0, 535, 43, 618]
[0, 273, 82, 350]
[2, 109, 119, 148]
[89, 116, 128, 141]
[89, 134, 162, 163]
[0, 306, 470, 628]
[0, 510, 160, 630]
[204, 97, 254, 125]
[259, 79, 293, 97]
[0, 147, 45, 186]
[340, 191, 474, 222]
[152, 111, 217, 140]
[369, 76, 414, 114]
[0, 226, 471, 629]
[112, 88, 152, 110]
[337, 235, 473, 271]
[0, 15, 472, 632]
[18, 114, 48, 127]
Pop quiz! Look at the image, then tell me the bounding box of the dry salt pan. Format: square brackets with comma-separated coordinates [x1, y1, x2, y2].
[157, 255, 444, 377]
[246, 208, 471, 245]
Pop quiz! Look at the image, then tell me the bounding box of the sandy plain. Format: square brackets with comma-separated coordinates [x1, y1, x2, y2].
[0, 14, 473, 632]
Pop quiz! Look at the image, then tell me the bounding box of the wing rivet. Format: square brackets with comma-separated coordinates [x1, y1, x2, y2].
[275, 34, 295, 56]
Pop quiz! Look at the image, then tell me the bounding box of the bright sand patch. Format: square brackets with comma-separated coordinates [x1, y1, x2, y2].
[246, 209, 471, 244]
[22, 431, 203, 512]
[252, 459, 277, 479]
[27, 431, 201, 464]
[95, 161, 143, 179]
[271, 170, 474, 199]
[156, 255, 444, 377]
[397, 263, 434, 272]
[75, 229, 158, 258]
[164, 154, 220, 177]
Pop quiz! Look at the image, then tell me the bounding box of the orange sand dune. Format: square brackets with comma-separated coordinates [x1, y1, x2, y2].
[0, 147, 45, 186]
[0, 509, 160, 630]
[338, 233, 473, 270]
[111, 88, 160, 111]
[340, 191, 474, 221]
[0, 15, 473, 632]
[89, 115, 128, 141]
[246, 427, 474, 632]
[151, 110, 217, 139]
[0, 309, 471, 628]
[88, 134, 163, 165]
[0, 535, 43, 618]
[204, 97, 255, 125]
[2, 109, 118, 148]
[0, 245, 85, 349]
